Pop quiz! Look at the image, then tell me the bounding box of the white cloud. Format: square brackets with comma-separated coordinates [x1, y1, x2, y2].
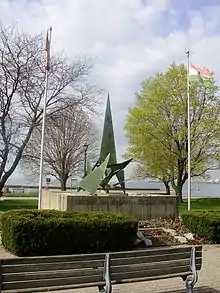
[1, 0, 220, 183]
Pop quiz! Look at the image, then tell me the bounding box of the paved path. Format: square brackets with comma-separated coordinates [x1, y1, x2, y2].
[50, 245, 220, 293]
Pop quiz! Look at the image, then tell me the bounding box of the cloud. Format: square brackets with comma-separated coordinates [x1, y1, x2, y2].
[2, 0, 220, 183]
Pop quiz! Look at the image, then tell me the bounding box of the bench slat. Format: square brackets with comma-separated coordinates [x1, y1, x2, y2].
[112, 251, 202, 266]
[112, 264, 201, 282]
[2, 259, 104, 274]
[112, 258, 202, 275]
[1, 253, 105, 265]
[0, 281, 105, 293]
[3, 267, 103, 282]
[2, 274, 103, 291]
[111, 246, 202, 258]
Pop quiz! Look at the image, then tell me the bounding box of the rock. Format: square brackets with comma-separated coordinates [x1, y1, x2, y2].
[163, 228, 188, 244]
[162, 228, 177, 237]
[136, 231, 152, 247]
[175, 236, 188, 244]
[133, 238, 142, 246]
[142, 237, 153, 247]
[184, 232, 194, 240]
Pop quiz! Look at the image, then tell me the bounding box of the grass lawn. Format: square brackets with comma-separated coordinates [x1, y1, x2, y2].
[3, 192, 37, 197]
[179, 197, 220, 214]
[0, 199, 38, 212]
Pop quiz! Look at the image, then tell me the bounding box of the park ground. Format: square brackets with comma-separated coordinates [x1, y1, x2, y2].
[0, 197, 220, 292]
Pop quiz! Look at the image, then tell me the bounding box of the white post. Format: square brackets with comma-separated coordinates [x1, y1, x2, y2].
[186, 50, 191, 211]
[38, 28, 52, 210]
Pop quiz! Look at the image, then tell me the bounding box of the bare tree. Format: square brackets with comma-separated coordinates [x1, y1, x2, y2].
[0, 24, 100, 194]
[22, 105, 99, 190]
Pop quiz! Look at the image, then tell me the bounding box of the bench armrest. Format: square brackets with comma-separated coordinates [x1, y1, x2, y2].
[185, 246, 198, 293]
[98, 253, 112, 293]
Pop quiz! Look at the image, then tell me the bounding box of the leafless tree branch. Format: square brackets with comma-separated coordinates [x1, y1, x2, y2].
[0, 24, 101, 194]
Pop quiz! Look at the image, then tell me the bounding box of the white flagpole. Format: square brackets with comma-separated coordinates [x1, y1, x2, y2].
[186, 50, 191, 211]
[38, 27, 52, 210]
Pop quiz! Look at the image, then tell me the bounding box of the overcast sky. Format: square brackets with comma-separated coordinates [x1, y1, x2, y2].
[1, 0, 220, 184]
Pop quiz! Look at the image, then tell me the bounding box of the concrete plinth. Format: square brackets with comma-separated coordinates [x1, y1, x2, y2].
[41, 190, 178, 220]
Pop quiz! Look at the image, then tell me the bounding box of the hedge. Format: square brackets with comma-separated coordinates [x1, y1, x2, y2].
[181, 211, 220, 243]
[1, 209, 138, 256]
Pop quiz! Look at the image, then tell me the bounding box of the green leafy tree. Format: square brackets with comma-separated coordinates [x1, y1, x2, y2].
[125, 64, 220, 201]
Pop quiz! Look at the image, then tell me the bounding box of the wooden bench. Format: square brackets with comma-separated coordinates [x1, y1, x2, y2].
[0, 245, 202, 293]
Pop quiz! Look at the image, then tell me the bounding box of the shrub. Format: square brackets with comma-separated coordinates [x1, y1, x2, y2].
[181, 211, 220, 243]
[1, 209, 138, 256]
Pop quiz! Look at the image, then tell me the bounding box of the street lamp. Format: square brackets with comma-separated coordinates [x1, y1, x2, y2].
[83, 143, 88, 177]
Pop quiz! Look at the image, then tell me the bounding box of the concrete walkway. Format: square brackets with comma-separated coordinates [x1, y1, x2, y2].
[52, 245, 220, 293]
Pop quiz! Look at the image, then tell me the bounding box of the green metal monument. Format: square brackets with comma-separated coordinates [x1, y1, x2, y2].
[78, 94, 132, 195]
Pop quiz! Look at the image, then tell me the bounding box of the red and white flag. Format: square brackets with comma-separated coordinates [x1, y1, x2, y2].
[189, 63, 213, 86]
[45, 27, 52, 71]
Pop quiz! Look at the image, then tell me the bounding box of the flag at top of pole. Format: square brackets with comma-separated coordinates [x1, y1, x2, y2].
[189, 64, 213, 86]
[45, 27, 52, 71]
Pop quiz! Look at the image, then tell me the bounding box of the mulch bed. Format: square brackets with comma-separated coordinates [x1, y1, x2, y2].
[142, 228, 180, 247]
[138, 218, 211, 246]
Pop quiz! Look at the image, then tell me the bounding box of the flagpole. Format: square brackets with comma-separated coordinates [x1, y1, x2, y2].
[38, 27, 52, 210]
[186, 50, 191, 211]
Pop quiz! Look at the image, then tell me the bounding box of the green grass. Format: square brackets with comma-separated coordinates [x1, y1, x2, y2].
[0, 199, 38, 212]
[179, 198, 220, 214]
[3, 192, 37, 197]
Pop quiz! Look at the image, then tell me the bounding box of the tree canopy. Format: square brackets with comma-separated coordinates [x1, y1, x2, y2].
[125, 63, 220, 200]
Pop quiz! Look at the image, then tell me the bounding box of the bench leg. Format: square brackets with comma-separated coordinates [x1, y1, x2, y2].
[184, 246, 198, 293]
[98, 253, 112, 293]
[185, 275, 194, 293]
[98, 285, 106, 293]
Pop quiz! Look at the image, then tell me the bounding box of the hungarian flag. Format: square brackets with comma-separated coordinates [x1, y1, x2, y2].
[189, 64, 213, 86]
[45, 28, 52, 71]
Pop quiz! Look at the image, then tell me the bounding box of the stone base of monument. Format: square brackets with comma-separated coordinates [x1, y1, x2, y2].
[41, 190, 178, 220]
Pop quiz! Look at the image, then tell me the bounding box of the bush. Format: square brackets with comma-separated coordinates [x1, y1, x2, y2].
[182, 211, 220, 243]
[1, 209, 138, 256]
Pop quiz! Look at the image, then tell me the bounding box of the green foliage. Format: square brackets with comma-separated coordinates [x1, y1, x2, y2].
[1, 209, 138, 256]
[125, 63, 220, 199]
[182, 211, 220, 243]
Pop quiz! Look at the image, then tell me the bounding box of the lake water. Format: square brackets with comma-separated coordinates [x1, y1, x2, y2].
[125, 180, 220, 198]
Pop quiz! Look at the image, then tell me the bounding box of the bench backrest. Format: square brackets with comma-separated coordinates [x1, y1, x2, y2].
[0, 246, 202, 293]
[110, 245, 202, 284]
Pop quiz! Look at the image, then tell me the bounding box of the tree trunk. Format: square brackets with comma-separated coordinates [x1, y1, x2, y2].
[60, 176, 68, 191]
[163, 181, 170, 195]
[0, 184, 4, 197]
[174, 185, 183, 202]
